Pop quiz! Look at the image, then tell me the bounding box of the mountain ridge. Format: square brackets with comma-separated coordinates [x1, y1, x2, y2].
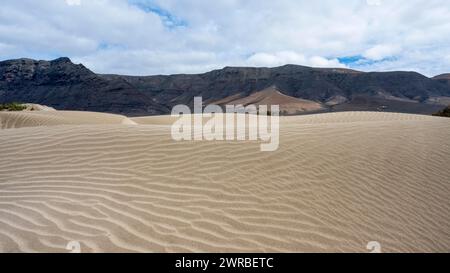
[1, 57, 449, 116]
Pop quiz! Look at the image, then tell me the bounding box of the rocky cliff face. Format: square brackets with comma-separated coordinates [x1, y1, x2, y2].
[433, 74, 450, 87]
[1, 57, 449, 116]
[0, 58, 168, 115]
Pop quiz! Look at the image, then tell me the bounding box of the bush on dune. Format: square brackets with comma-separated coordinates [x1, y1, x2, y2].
[0, 102, 27, 112]
[433, 105, 450, 118]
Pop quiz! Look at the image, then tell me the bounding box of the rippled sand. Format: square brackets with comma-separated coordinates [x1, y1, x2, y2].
[0, 111, 449, 253]
[0, 110, 136, 129]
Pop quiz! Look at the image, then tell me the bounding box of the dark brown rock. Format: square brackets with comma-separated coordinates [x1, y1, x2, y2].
[1, 58, 449, 116]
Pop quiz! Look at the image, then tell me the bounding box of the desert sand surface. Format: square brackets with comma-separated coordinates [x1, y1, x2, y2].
[0, 110, 449, 253]
[0, 110, 136, 129]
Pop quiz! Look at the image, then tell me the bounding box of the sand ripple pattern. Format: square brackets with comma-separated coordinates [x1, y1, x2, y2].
[0, 112, 449, 252]
[0, 111, 136, 129]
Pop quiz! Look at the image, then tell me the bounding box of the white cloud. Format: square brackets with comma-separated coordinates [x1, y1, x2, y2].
[246, 52, 307, 67]
[309, 56, 346, 68]
[366, 0, 382, 6]
[0, 0, 449, 76]
[363, 44, 402, 61]
[246, 51, 346, 68]
[76, 48, 220, 75]
[65, 0, 81, 6]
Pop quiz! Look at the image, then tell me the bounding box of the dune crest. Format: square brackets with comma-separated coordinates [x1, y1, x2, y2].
[0, 110, 136, 129]
[0, 111, 449, 253]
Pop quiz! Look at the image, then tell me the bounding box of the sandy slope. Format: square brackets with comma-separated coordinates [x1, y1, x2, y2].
[0, 110, 136, 129]
[0, 111, 449, 253]
[213, 86, 325, 114]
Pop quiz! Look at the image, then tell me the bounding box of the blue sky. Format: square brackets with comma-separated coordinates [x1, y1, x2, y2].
[128, 0, 187, 28]
[0, 0, 449, 76]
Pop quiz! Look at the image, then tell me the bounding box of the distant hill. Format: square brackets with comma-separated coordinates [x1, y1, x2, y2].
[433, 73, 450, 80]
[433, 105, 450, 118]
[0, 58, 169, 116]
[434, 74, 450, 86]
[1, 57, 450, 116]
[213, 86, 325, 115]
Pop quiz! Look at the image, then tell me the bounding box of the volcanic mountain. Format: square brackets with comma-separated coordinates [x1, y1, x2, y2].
[1, 57, 450, 116]
[213, 86, 325, 115]
[434, 74, 450, 86]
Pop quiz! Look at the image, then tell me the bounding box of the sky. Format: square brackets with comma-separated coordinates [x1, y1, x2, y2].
[0, 0, 449, 76]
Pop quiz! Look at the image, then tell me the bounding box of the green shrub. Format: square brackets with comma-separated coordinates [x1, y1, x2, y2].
[0, 102, 27, 112]
[433, 105, 450, 118]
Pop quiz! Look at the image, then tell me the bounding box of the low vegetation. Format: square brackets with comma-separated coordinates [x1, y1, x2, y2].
[0, 102, 27, 112]
[433, 105, 450, 118]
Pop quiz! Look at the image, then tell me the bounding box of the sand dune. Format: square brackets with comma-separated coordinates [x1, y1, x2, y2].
[0, 110, 136, 129]
[0, 111, 449, 253]
[22, 104, 57, 112]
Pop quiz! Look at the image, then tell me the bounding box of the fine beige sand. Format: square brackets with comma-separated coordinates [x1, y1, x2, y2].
[0, 110, 449, 253]
[0, 110, 136, 129]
